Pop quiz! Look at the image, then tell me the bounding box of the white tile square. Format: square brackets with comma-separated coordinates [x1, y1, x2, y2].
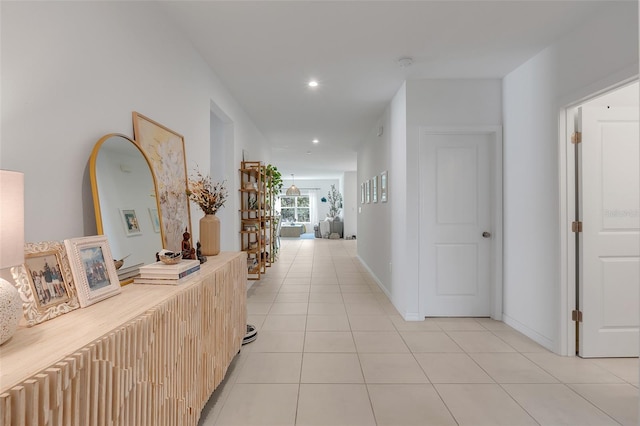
[308, 302, 347, 315]
[301, 353, 364, 383]
[247, 302, 273, 315]
[492, 330, 550, 353]
[470, 353, 558, 383]
[368, 384, 457, 426]
[248, 331, 305, 353]
[435, 384, 538, 425]
[345, 302, 387, 316]
[349, 315, 396, 331]
[503, 384, 620, 425]
[261, 314, 307, 331]
[399, 331, 463, 353]
[524, 352, 626, 383]
[236, 353, 303, 383]
[569, 383, 639, 426]
[275, 292, 310, 303]
[304, 331, 356, 352]
[308, 292, 344, 303]
[306, 315, 350, 331]
[296, 384, 376, 426]
[447, 331, 517, 353]
[353, 331, 410, 353]
[414, 353, 494, 383]
[359, 353, 428, 383]
[268, 302, 308, 315]
[214, 384, 298, 426]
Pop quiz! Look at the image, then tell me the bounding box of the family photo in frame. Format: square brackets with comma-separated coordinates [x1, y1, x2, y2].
[64, 235, 121, 308]
[11, 241, 79, 326]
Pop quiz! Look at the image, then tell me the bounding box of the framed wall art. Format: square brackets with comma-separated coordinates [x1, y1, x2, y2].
[120, 209, 142, 236]
[380, 171, 388, 203]
[149, 207, 161, 233]
[132, 112, 192, 252]
[64, 235, 121, 308]
[11, 241, 80, 326]
[360, 183, 365, 204]
[365, 179, 371, 204]
[372, 175, 378, 203]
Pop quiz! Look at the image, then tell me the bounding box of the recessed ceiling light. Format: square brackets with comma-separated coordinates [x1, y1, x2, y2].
[312, 138, 319, 144]
[308, 80, 319, 88]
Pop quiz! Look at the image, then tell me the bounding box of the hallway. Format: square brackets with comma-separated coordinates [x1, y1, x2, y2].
[200, 239, 638, 425]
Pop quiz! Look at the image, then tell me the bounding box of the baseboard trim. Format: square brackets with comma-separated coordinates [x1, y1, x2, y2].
[502, 313, 556, 353]
[355, 255, 422, 322]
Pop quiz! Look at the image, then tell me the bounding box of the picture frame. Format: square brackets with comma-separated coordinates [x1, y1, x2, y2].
[360, 183, 365, 204]
[380, 171, 388, 203]
[132, 112, 192, 252]
[365, 179, 371, 204]
[11, 241, 80, 326]
[120, 208, 142, 236]
[148, 207, 161, 233]
[64, 235, 121, 308]
[372, 175, 378, 203]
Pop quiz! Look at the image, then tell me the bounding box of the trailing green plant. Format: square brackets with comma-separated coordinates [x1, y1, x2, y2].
[327, 184, 343, 218]
[265, 164, 283, 196]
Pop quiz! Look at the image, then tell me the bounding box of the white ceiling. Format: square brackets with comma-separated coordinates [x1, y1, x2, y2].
[161, 1, 626, 179]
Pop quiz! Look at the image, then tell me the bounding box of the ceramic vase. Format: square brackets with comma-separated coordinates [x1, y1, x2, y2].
[0, 278, 22, 345]
[200, 214, 220, 256]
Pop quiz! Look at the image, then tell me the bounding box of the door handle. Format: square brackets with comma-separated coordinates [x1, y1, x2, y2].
[482, 231, 491, 238]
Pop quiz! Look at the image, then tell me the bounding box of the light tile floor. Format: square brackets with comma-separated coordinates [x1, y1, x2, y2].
[199, 239, 639, 426]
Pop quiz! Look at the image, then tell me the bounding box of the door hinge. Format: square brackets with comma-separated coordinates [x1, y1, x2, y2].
[571, 132, 582, 144]
[572, 310, 583, 322]
[572, 221, 583, 233]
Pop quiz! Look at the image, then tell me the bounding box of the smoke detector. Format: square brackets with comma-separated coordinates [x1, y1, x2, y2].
[397, 56, 413, 68]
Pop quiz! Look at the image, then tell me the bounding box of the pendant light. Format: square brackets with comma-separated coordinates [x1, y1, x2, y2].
[286, 173, 301, 196]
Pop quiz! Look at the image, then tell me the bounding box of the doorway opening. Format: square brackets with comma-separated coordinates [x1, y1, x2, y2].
[210, 101, 235, 250]
[418, 126, 503, 320]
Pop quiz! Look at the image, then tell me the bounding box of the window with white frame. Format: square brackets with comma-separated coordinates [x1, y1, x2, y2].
[280, 195, 310, 223]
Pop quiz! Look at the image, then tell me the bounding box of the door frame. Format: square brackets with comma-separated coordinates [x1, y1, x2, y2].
[418, 126, 503, 320]
[560, 78, 639, 356]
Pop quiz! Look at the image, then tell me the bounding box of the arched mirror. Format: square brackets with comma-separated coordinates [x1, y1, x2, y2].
[90, 134, 163, 280]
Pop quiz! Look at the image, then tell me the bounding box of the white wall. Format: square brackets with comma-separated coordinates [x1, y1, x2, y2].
[1, 2, 268, 253]
[502, 3, 638, 353]
[342, 171, 357, 239]
[356, 101, 396, 303]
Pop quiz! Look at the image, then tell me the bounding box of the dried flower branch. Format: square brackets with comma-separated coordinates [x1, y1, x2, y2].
[186, 168, 228, 215]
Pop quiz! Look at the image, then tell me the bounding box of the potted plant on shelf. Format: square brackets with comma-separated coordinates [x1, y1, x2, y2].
[187, 167, 228, 256]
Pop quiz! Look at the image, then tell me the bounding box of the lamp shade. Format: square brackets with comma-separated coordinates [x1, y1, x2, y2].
[0, 170, 25, 270]
[286, 185, 301, 196]
[286, 173, 301, 196]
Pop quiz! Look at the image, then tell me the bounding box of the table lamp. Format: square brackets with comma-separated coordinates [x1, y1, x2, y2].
[0, 170, 25, 345]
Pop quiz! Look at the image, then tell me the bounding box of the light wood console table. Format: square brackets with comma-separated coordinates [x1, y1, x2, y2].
[0, 251, 247, 426]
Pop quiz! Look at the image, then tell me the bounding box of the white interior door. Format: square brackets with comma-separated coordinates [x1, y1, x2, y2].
[579, 105, 640, 357]
[420, 130, 495, 317]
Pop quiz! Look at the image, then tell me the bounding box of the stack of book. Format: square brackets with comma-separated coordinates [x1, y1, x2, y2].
[133, 259, 201, 285]
[117, 263, 143, 282]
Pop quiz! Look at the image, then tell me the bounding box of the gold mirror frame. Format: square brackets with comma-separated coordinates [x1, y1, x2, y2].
[89, 133, 164, 283]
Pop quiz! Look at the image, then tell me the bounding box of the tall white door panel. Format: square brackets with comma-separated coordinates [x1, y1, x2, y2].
[420, 131, 494, 317]
[579, 106, 640, 357]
